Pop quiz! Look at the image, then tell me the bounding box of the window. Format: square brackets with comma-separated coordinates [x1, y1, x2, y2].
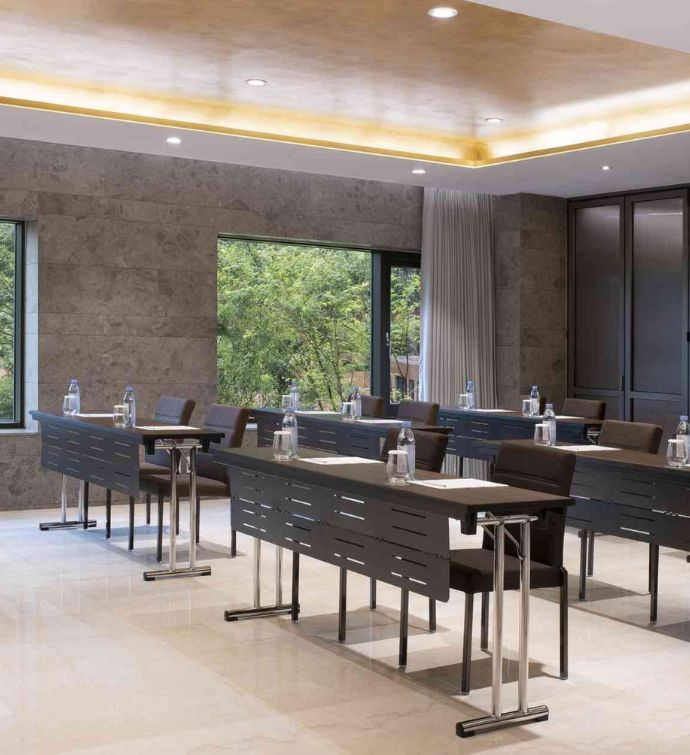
[0, 220, 23, 426]
[217, 237, 421, 411]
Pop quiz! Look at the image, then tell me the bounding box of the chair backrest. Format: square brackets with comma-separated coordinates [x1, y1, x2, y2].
[483, 441, 576, 569]
[360, 394, 384, 418]
[562, 397, 606, 420]
[396, 400, 439, 424]
[598, 420, 662, 453]
[380, 428, 449, 472]
[146, 396, 196, 467]
[196, 404, 251, 481]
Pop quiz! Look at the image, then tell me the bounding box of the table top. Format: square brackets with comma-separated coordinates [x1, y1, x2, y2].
[440, 407, 604, 427]
[215, 446, 571, 534]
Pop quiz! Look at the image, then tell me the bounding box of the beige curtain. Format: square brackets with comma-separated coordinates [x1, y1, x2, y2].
[419, 189, 496, 476]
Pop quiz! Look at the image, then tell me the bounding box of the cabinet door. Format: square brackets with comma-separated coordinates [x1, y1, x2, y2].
[569, 200, 625, 412]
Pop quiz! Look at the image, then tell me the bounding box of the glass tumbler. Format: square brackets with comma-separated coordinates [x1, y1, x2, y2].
[63, 395, 77, 416]
[667, 439, 687, 468]
[521, 399, 532, 417]
[586, 427, 601, 445]
[113, 404, 127, 428]
[386, 449, 410, 485]
[534, 423, 550, 445]
[341, 401, 354, 421]
[273, 430, 293, 461]
[457, 393, 471, 411]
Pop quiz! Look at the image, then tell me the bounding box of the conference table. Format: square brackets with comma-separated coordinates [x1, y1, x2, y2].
[30, 410, 223, 581]
[213, 445, 572, 738]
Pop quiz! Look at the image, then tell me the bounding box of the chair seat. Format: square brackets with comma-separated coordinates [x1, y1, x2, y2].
[140, 473, 229, 498]
[449, 548, 563, 593]
[139, 461, 169, 476]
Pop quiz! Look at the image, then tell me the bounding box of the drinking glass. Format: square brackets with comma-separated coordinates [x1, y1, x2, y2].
[386, 449, 410, 485]
[273, 430, 293, 461]
[521, 399, 532, 417]
[586, 427, 601, 445]
[457, 393, 471, 411]
[280, 395, 291, 411]
[62, 395, 77, 416]
[534, 423, 550, 445]
[342, 401, 354, 421]
[113, 404, 127, 428]
[667, 439, 687, 468]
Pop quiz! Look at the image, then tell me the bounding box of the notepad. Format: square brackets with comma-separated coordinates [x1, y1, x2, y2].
[354, 419, 403, 424]
[302, 456, 383, 465]
[410, 478, 508, 489]
[295, 410, 340, 415]
[555, 415, 586, 420]
[555, 445, 620, 452]
[134, 425, 201, 431]
[471, 409, 515, 413]
[76, 413, 114, 418]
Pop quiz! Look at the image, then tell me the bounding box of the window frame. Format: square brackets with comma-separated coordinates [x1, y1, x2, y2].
[0, 218, 25, 428]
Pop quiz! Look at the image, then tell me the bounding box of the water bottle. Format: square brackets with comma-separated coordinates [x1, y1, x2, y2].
[123, 386, 136, 427]
[351, 386, 362, 419]
[466, 379, 476, 410]
[68, 378, 80, 414]
[544, 403, 557, 447]
[282, 407, 299, 458]
[289, 378, 300, 411]
[530, 385, 540, 417]
[397, 421, 416, 479]
[676, 415, 689, 459]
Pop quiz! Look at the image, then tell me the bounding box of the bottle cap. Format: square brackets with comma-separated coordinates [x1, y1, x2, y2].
[532, 385, 538, 389]
[402, 420, 412, 428]
[126, 386, 133, 391]
[546, 403, 553, 409]
[681, 415, 688, 421]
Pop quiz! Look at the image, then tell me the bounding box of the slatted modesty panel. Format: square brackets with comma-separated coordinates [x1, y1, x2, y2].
[38, 416, 140, 496]
[229, 465, 450, 601]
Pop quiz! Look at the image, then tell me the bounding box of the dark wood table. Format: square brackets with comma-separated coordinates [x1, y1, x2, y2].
[31, 410, 223, 580]
[252, 407, 449, 459]
[214, 446, 571, 738]
[438, 407, 603, 466]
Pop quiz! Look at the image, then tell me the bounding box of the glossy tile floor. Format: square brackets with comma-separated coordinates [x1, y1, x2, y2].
[1, 497, 689, 754]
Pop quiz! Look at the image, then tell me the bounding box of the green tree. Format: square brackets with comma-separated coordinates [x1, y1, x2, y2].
[390, 267, 421, 402]
[0, 223, 16, 420]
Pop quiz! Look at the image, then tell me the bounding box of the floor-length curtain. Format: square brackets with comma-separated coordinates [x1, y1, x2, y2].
[419, 189, 496, 477]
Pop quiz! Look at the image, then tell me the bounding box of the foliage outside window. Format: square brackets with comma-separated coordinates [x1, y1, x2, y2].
[389, 266, 421, 403]
[0, 221, 21, 423]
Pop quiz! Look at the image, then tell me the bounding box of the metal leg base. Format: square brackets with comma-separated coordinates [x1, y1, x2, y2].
[143, 565, 211, 581]
[457, 705, 549, 738]
[224, 604, 295, 621]
[39, 520, 97, 531]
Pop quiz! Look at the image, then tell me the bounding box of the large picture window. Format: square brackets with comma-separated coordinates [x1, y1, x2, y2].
[0, 220, 23, 426]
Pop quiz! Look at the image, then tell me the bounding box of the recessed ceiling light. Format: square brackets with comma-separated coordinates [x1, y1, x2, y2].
[428, 7, 458, 18]
[245, 78, 267, 87]
[485, 117, 504, 124]
[602, 165, 611, 171]
[166, 136, 181, 145]
[412, 168, 427, 175]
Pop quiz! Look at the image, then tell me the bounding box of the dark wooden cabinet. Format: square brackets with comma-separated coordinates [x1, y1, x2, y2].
[569, 189, 689, 445]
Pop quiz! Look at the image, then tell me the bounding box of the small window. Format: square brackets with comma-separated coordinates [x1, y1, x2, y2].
[0, 220, 23, 426]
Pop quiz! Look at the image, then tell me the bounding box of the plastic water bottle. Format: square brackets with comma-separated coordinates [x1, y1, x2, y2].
[544, 403, 557, 446]
[282, 407, 299, 458]
[676, 415, 689, 459]
[466, 379, 476, 410]
[530, 385, 540, 417]
[123, 386, 136, 427]
[289, 379, 300, 411]
[351, 386, 362, 419]
[68, 378, 80, 414]
[397, 421, 416, 479]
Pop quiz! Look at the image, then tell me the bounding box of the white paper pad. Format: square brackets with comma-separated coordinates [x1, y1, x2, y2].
[555, 415, 586, 420]
[411, 478, 508, 490]
[354, 419, 403, 424]
[555, 445, 620, 452]
[134, 425, 201, 431]
[471, 409, 515, 413]
[295, 410, 340, 415]
[303, 456, 383, 465]
[76, 413, 114, 418]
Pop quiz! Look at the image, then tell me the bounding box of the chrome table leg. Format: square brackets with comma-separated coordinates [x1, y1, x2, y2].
[39, 474, 97, 530]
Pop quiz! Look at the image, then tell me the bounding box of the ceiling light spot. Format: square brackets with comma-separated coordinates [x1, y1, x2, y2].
[428, 7, 458, 18]
[246, 78, 267, 87]
[412, 168, 427, 175]
[166, 136, 181, 145]
[602, 165, 611, 171]
[485, 117, 504, 124]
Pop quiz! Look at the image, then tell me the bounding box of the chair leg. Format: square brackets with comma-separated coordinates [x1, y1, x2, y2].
[560, 568, 568, 680]
[145, 494, 151, 525]
[105, 489, 112, 539]
[369, 578, 377, 609]
[587, 531, 595, 576]
[82, 482, 90, 530]
[480, 591, 489, 651]
[578, 529, 588, 600]
[128, 496, 135, 550]
[648, 543, 654, 593]
[195, 494, 200, 544]
[399, 588, 409, 666]
[291, 552, 300, 622]
[156, 494, 164, 562]
[650, 544, 659, 623]
[428, 598, 436, 632]
[338, 568, 347, 642]
[231, 528, 237, 558]
[175, 499, 180, 535]
[461, 593, 474, 695]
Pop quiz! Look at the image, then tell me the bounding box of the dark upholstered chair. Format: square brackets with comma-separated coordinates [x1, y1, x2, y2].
[360, 394, 385, 418]
[398, 441, 575, 693]
[580, 419, 663, 610]
[562, 398, 606, 420]
[396, 400, 439, 425]
[129, 404, 249, 561]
